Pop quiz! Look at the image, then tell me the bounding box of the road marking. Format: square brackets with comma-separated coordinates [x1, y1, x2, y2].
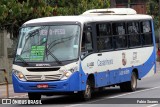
[147, 104, 159, 107]
[109, 86, 160, 98]
[66, 86, 160, 107]
[65, 104, 83, 107]
[9, 94, 28, 98]
[87, 86, 160, 104]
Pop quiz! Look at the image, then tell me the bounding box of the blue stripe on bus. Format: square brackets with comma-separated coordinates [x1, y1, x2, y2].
[79, 48, 156, 88]
[151, 20, 156, 74]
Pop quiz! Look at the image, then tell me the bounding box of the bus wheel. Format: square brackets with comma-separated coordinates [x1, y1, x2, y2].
[28, 93, 41, 100]
[120, 72, 137, 92]
[80, 80, 92, 101]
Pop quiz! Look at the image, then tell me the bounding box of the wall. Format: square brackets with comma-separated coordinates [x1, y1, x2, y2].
[0, 30, 14, 83]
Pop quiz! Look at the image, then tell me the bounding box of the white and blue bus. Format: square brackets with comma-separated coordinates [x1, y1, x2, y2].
[12, 8, 156, 100]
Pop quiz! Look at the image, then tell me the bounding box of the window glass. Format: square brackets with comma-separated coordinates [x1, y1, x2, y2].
[97, 37, 112, 50]
[141, 21, 151, 33]
[97, 24, 111, 36]
[114, 36, 127, 48]
[142, 34, 153, 45]
[112, 22, 127, 49]
[112, 23, 126, 35]
[129, 34, 141, 47]
[97, 23, 112, 51]
[127, 22, 139, 34]
[82, 32, 93, 52]
[15, 25, 80, 62]
[127, 22, 141, 47]
[141, 21, 153, 45]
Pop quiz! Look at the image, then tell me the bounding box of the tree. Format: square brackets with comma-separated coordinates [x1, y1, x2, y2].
[146, 0, 159, 30]
[0, 0, 53, 38]
[0, 0, 110, 38]
[47, 0, 110, 15]
[146, 0, 160, 43]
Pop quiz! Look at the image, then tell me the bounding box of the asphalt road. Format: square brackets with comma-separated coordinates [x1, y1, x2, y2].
[1, 63, 160, 107]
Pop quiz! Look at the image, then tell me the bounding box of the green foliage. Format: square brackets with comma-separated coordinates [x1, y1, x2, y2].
[48, 0, 110, 15]
[146, 0, 160, 30]
[0, 0, 110, 38]
[0, 0, 53, 38]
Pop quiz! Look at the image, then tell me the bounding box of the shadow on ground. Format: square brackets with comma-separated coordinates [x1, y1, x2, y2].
[41, 87, 148, 104]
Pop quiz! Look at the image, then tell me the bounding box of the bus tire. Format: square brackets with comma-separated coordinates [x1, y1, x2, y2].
[80, 80, 92, 101]
[120, 72, 137, 92]
[28, 93, 41, 100]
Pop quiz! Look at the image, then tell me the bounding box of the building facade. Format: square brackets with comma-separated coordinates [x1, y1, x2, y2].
[111, 0, 148, 14]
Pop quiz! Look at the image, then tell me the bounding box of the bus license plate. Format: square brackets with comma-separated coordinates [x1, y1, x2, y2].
[37, 84, 48, 88]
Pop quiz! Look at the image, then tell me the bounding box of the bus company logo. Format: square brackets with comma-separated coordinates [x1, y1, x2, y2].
[41, 75, 45, 80]
[122, 52, 127, 66]
[36, 64, 51, 67]
[133, 52, 137, 60]
[87, 62, 94, 68]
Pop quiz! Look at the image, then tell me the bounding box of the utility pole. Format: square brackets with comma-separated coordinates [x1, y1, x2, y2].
[110, 0, 116, 8]
[128, 0, 131, 8]
[159, 0, 160, 14]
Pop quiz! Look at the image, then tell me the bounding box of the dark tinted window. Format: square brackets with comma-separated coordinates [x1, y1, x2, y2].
[97, 23, 112, 50]
[97, 24, 111, 36]
[141, 21, 151, 33]
[140, 21, 153, 45]
[82, 32, 93, 52]
[127, 22, 141, 47]
[97, 37, 112, 50]
[127, 22, 139, 34]
[112, 23, 126, 35]
[112, 22, 127, 49]
[114, 36, 127, 48]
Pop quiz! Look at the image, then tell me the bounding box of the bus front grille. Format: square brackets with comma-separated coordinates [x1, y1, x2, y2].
[25, 74, 63, 81]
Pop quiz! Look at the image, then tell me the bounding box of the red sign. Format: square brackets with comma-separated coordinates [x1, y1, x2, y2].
[37, 84, 48, 88]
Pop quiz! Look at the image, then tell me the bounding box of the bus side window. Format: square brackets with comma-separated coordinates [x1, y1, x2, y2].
[112, 22, 127, 49]
[81, 32, 93, 52]
[140, 21, 153, 45]
[96, 23, 112, 51]
[127, 22, 141, 47]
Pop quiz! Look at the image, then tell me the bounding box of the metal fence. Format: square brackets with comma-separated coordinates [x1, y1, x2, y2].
[0, 69, 9, 98]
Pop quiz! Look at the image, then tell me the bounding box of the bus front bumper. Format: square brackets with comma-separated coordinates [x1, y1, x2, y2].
[12, 72, 81, 93]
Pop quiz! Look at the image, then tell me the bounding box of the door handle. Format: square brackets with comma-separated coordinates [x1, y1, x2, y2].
[97, 53, 102, 56]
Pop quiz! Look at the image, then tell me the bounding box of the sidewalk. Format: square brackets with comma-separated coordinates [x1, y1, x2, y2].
[0, 84, 27, 98]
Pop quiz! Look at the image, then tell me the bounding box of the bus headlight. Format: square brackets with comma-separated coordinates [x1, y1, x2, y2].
[13, 70, 26, 81]
[60, 66, 78, 79]
[64, 71, 72, 77]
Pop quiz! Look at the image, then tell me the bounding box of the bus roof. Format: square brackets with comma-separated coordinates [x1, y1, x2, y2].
[82, 8, 137, 15]
[23, 8, 152, 26]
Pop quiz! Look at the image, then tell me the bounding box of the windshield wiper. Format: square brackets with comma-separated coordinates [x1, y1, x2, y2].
[27, 26, 46, 39]
[46, 48, 62, 65]
[16, 55, 29, 65]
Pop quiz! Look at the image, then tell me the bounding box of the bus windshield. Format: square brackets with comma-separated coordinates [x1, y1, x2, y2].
[15, 25, 80, 63]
